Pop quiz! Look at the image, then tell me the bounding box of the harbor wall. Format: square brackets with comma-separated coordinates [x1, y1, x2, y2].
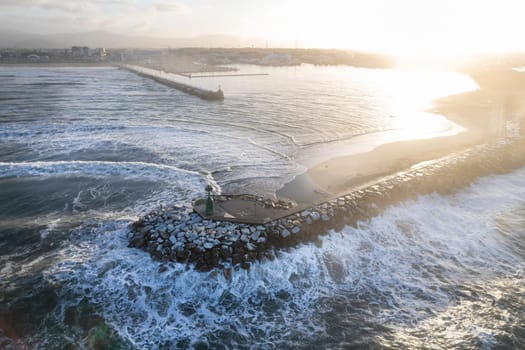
[120, 65, 224, 101]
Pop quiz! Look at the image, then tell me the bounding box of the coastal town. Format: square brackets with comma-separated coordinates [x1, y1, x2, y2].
[0, 46, 394, 69]
[3, 46, 525, 73]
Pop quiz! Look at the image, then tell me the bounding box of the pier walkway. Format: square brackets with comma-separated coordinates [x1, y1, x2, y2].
[120, 64, 224, 101]
[193, 194, 298, 224]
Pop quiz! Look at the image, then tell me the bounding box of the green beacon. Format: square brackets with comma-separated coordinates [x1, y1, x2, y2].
[205, 184, 214, 216]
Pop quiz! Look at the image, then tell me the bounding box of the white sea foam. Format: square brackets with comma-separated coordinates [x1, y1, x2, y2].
[0, 160, 209, 184]
[38, 166, 525, 348]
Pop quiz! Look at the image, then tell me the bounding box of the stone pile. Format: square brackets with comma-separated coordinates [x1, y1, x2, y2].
[129, 203, 276, 271]
[129, 137, 525, 272]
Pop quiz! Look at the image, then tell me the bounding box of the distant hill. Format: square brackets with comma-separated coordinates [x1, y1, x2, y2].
[0, 29, 56, 48]
[0, 29, 266, 49]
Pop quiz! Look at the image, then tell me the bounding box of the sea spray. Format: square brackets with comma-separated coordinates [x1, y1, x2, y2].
[36, 165, 525, 349]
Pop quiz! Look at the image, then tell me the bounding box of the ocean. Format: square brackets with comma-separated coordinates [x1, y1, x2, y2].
[0, 65, 523, 349]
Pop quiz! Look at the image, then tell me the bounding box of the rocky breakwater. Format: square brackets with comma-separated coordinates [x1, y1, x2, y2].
[129, 203, 275, 272]
[129, 137, 525, 272]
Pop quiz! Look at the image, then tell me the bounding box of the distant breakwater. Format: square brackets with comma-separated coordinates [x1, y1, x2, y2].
[120, 65, 224, 101]
[129, 137, 525, 272]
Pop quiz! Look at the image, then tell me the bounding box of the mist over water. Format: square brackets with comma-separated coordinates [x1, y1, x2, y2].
[0, 66, 523, 349]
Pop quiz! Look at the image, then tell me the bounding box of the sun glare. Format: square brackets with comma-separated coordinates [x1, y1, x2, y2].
[267, 0, 525, 64]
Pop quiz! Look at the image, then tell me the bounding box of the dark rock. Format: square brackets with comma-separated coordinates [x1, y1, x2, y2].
[220, 245, 232, 258]
[129, 236, 145, 248]
[232, 253, 243, 265]
[176, 250, 189, 260]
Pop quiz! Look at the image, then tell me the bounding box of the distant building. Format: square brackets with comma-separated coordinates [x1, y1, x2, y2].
[27, 54, 40, 62]
[71, 46, 90, 57]
[94, 48, 106, 57]
[91, 48, 107, 61]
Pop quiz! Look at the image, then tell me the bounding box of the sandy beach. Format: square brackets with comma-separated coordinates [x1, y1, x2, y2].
[279, 88, 525, 204]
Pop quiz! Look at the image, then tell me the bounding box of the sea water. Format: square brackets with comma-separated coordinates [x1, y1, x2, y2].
[1, 66, 523, 349]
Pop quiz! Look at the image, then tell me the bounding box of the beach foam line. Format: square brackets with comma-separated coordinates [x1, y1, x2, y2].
[0, 160, 204, 182]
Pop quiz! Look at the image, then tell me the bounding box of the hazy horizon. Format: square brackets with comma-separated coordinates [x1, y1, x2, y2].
[2, 0, 525, 59]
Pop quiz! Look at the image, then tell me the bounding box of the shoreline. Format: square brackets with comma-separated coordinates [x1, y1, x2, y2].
[280, 87, 524, 204]
[305, 129, 484, 200]
[277, 128, 486, 205]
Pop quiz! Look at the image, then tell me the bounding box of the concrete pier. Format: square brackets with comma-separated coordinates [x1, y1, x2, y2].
[182, 73, 269, 78]
[193, 194, 297, 224]
[120, 64, 224, 101]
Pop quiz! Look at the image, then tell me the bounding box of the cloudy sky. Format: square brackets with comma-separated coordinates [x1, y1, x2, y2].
[1, 0, 524, 56]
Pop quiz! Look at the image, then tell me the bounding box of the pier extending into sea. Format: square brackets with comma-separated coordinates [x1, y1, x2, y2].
[129, 137, 525, 272]
[120, 64, 224, 101]
[178, 72, 269, 79]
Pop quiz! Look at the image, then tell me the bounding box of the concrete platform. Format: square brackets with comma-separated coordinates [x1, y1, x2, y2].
[193, 195, 298, 224]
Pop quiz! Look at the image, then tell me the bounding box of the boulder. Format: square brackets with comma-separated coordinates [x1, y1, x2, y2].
[129, 236, 145, 248]
[251, 231, 260, 241]
[310, 212, 321, 221]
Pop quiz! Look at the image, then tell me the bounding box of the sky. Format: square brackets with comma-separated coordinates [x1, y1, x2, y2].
[1, 0, 524, 57]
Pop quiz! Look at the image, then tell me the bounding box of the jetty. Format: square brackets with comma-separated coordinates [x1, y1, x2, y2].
[120, 64, 224, 101]
[180, 73, 269, 78]
[129, 137, 525, 272]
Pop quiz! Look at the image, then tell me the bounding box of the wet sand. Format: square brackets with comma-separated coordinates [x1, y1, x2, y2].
[279, 88, 524, 203]
[307, 129, 484, 198]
